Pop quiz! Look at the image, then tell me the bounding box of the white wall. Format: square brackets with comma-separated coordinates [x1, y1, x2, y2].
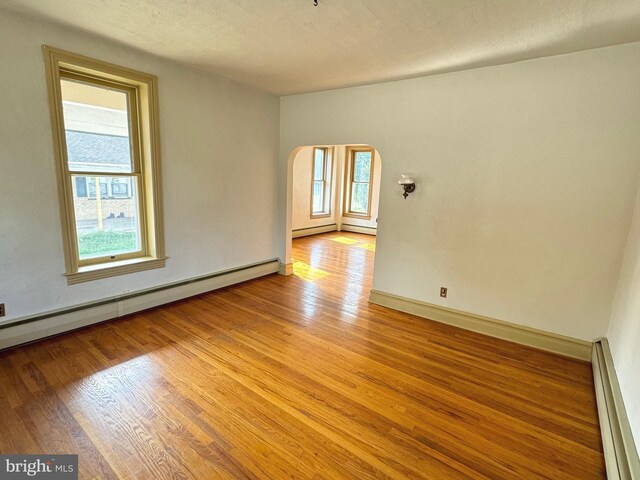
[608, 186, 640, 452]
[0, 9, 280, 322]
[280, 42, 640, 340]
[291, 145, 381, 232]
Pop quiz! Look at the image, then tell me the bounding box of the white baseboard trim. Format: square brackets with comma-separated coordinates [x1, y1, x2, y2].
[368, 290, 592, 360]
[279, 262, 293, 275]
[341, 224, 376, 235]
[0, 259, 280, 350]
[292, 224, 337, 238]
[592, 339, 640, 479]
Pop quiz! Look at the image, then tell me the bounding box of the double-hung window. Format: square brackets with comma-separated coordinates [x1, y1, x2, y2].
[344, 147, 374, 218]
[310, 147, 331, 217]
[44, 47, 165, 284]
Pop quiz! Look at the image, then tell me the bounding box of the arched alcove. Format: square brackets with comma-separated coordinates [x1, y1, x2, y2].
[282, 144, 382, 276]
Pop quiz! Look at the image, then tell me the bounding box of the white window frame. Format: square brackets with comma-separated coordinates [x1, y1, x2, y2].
[43, 46, 165, 284]
[343, 146, 374, 219]
[310, 147, 332, 218]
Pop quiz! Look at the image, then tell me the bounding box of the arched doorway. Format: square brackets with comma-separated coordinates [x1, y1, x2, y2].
[282, 144, 382, 279]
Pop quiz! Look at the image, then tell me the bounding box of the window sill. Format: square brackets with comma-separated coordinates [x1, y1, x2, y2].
[343, 212, 371, 220]
[66, 256, 167, 285]
[310, 213, 331, 219]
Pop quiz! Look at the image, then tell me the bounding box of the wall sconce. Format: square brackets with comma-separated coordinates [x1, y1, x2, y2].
[398, 174, 416, 199]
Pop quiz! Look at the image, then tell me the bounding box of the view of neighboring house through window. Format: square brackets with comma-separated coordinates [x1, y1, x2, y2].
[311, 147, 331, 217]
[44, 47, 164, 283]
[345, 147, 374, 217]
[62, 77, 143, 261]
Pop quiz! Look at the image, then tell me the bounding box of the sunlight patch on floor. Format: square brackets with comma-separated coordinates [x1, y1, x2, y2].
[330, 236, 360, 245]
[357, 242, 376, 251]
[293, 261, 330, 282]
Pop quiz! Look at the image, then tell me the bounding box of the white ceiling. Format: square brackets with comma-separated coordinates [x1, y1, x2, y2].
[2, 0, 640, 95]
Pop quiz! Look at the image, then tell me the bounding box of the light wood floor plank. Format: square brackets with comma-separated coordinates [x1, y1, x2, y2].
[0, 232, 604, 478]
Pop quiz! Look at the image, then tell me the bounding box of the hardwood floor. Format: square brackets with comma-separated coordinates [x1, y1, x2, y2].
[0, 232, 604, 479]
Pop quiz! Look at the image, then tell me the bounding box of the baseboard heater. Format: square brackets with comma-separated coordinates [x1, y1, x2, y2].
[592, 339, 640, 479]
[341, 224, 376, 235]
[292, 224, 337, 238]
[0, 258, 280, 350]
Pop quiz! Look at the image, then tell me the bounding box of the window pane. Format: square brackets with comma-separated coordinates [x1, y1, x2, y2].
[75, 176, 87, 197]
[61, 79, 133, 173]
[87, 177, 108, 198]
[312, 181, 324, 213]
[72, 175, 141, 260]
[353, 152, 371, 182]
[350, 183, 370, 214]
[313, 149, 325, 181]
[111, 177, 130, 198]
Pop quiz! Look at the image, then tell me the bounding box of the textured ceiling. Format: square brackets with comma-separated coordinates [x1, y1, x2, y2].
[2, 0, 640, 95]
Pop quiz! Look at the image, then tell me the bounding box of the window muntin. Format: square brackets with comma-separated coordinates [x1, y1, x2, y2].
[44, 46, 165, 283]
[311, 147, 331, 217]
[345, 147, 374, 218]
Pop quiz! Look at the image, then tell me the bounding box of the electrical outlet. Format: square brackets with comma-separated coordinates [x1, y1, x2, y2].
[440, 287, 447, 298]
[0, 303, 5, 317]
